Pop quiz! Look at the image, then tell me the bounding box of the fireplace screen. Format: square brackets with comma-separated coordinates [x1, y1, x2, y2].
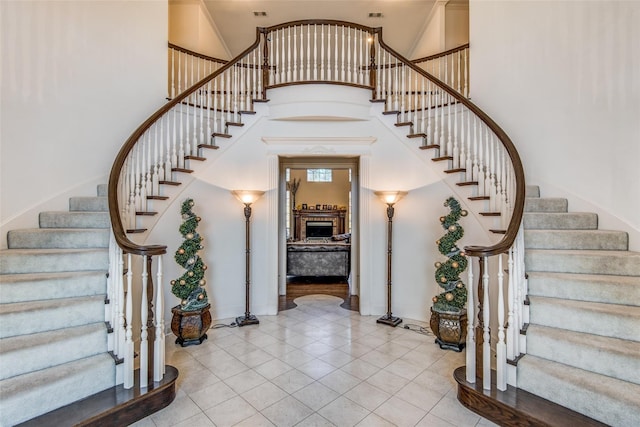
[305, 221, 333, 238]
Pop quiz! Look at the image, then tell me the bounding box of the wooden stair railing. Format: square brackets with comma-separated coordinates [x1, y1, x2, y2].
[168, 43, 228, 99]
[108, 21, 526, 414]
[411, 43, 470, 98]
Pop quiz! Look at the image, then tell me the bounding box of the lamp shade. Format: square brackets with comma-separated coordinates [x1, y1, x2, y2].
[231, 190, 265, 205]
[374, 191, 408, 205]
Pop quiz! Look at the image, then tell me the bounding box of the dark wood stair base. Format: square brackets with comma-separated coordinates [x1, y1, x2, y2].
[454, 367, 606, 427]
[16, 366, 178, 427]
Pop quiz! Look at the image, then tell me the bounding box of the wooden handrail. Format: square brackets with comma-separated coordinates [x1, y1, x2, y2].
[108, 29, 263, 256]
[262, 19, 377, 34]
[375, 30, 525, 258]
[411, 43, 470, 64]
[167, 43, 228, 64]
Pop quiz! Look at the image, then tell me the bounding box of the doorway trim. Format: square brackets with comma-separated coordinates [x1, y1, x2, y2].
[278, 156, 360, 301]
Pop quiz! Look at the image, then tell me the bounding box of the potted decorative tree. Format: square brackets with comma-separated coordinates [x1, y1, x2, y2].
[430, 197, 469, 352]
[170, 198, 212, 346]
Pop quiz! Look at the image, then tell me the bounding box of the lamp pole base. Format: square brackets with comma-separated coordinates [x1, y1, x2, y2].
[376, 314, 402, 327]
[236, 314, 259, 327]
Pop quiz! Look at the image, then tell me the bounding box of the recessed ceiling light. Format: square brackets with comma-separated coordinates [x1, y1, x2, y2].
[253, 11, 267, 17]
[368, 12, 383, 18]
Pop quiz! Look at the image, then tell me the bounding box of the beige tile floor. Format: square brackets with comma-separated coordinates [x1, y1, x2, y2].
[132, 295, 497, 427]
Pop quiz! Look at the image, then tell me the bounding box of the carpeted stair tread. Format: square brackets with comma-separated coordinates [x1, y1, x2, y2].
[524, 197, 568, 213]
[0, 248, 108, 274]
[527, 271, 640, 306]
[524, 229, 628, 250]
[0, 322, 108, 381]
[39, 211, 110, 229]
[0, 271, 106, 303]
[69, 196, 108, 212]
[528, 296, 640, 341]
[524, 212, 598, 230]
[525, 185, 540, 198]
[526, 324, 640, 385]
[0, 295, 106, 339]
[0, 353, 115, 426]
[7, 228, 109, 249]
[517, 355, 640, 427]
[525, 248, 640, 276]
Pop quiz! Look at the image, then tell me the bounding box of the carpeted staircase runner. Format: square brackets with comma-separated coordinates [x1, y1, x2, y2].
[517, 186, 640, 427]
[0, 185, 115, 426]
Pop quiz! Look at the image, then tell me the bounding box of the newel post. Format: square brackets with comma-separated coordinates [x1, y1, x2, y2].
[475, 256, 485, 381]
[262, 29, 270, 100]
[369, 30, 377, 98]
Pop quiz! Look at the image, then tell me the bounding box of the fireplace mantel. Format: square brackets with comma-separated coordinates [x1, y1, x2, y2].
[293, 209, 346, 240]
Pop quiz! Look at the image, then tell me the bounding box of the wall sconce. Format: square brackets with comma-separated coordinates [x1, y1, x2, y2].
[374, 190, 408, 327]
[231, 190, 265, 326]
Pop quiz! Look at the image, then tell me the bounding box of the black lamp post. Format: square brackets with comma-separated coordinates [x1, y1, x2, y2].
[374, 191, 408, 327]
[231, 190, 265, 327]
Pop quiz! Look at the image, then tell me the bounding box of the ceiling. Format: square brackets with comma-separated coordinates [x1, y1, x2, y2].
[201, 0, 441, 57]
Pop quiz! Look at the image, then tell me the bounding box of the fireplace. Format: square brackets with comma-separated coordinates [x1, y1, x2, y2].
[293, 209, 346, 240]
[305, 221, 334, 238]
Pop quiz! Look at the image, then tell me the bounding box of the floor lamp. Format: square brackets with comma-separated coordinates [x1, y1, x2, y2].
[374, 191, 408, 327]
[231, 190, 265, 327]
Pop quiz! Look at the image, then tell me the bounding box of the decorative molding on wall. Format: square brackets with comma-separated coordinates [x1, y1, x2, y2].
[262, 137, 377, 156]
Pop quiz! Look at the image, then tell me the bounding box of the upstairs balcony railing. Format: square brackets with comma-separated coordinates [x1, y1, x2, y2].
[109, 20, 525, 394]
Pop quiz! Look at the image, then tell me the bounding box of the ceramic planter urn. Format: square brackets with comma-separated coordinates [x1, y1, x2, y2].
[171, 304, 211, 347]
[430, 307, 467, 352]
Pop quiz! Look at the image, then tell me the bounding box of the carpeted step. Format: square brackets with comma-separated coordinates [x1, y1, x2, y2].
[524, 197, 567, 213]
[7, 228, 109, 249]
[0, 295, 106, 339]
[528, 296, 640, 341]
[524, 229, 628, 250]
[526, 324, 640, 385]
[0, 248, 108, 274]
[528, 272, 640, 306]
[69, 197, 108, 212]
[517, 355, 640, 427]
[0, 322, 108, 381]
[0, 353, 115, 426]
[526, 249, 640, 276]
[97, 184, 107, 197]
[0, 271, 107, 303]
[523, 212, 598, 230]
[39, 211, 109, 229]
[525, 185, 540, 198]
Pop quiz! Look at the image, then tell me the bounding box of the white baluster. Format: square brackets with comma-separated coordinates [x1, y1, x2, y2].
[154, 256, 165, 381]
[334, 26, 339, 80]
[457, 50, 462, 95]
[152, 126, 159, 197]
[287, 27, 292, 82]
[420, 77, 426, 137]
[306, 24, 311, 81]
[507, 246, 517, 386]
[213, 78, 219, 136]
[206, 80, 212, 144]
[116, 246, 125, 359]
[453, 99, 460, 168]
[466, 112, 473, 182]
[497, 255, 506, 391]
[447, 95, 453, 158]
[320, 25, 325, 80]
[482, 256, 491, 391]
[170, 49, 175, 98]
[313, 25, 318, 81]
[341, 26, 345, 82]
[140, 255, 149, 389]
[293, 26, 298, 81]
[124, 253, 134, 389]
[466, 257, 476, 383]
[464, 47, 469, 97]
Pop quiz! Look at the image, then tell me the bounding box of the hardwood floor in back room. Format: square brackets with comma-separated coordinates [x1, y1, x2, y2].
[280, 276, 359, 312]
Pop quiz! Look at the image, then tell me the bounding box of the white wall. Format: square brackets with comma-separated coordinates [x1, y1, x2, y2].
[0, 0, 168, 242]
[147, 85, 490, 324]
[469, 0, 640, 249]
[169, 0, 230, 59]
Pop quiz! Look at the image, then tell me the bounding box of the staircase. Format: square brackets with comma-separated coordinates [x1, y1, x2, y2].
[0, 185, 115, 426]
[518, 185, 640, 426]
